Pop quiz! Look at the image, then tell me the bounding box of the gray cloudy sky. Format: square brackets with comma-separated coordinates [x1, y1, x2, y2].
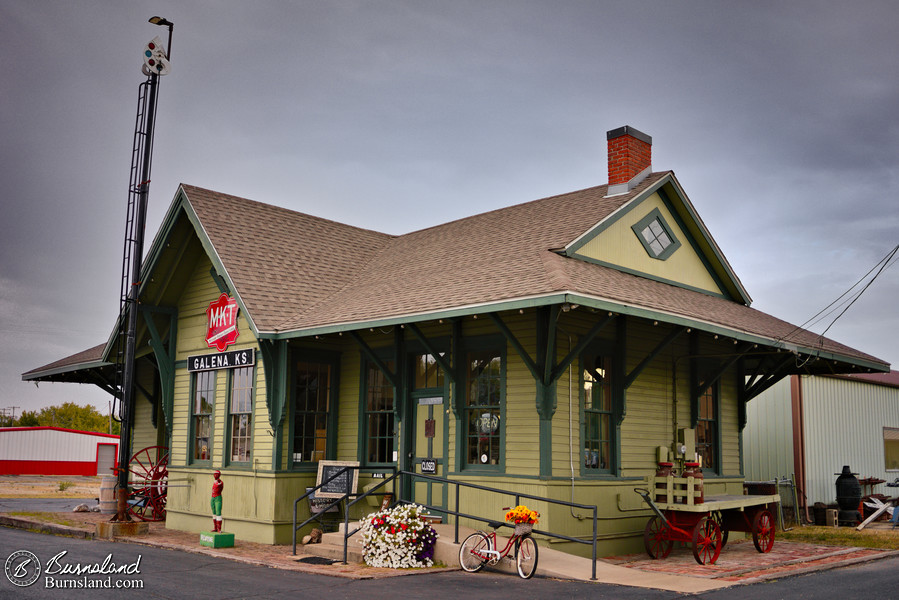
[2, 0, 897, 415]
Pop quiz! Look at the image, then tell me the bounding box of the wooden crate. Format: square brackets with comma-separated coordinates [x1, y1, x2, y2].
[651, 475, 704, 506]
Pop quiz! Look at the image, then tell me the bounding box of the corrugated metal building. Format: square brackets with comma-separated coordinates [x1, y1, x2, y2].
[744, 372, 899, 511]
[0, 427, 119, 476]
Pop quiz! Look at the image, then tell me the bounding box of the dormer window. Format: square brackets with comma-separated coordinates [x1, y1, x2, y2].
[632, 208, 680, 260]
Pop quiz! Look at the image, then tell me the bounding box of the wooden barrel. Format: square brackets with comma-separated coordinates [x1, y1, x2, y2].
[99, 476, 117, 514]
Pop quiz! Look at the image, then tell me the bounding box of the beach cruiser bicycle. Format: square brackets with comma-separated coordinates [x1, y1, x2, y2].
[458, 506, 539, 579]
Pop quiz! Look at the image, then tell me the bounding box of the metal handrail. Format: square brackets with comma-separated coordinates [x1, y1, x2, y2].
[292, 466, 397, 555]
[334, 470, 600, 580]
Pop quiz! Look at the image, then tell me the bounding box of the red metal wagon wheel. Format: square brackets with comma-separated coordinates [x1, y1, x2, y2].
[643, 515, 673, 559]
[691, 516, 722, 565]
[751, 509, 776, 553]
[712, 510, 729, 548]
[127, 446, 169, 522]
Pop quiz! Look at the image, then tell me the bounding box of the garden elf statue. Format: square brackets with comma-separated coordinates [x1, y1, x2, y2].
[211, 470, 224, 532]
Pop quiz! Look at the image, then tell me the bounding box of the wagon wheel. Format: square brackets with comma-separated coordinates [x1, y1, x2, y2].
[691, 516, 722, 565]
[127, 446, 169, 522]
[711, 510, 729, 548]
[643, 515, 673, 559]
[751, 509, 776, 553]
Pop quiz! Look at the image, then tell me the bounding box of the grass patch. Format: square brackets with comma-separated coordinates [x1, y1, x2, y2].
[8, 511, 79, 528]
[57, 481, 74, 492]
[780, 526, 899, 551]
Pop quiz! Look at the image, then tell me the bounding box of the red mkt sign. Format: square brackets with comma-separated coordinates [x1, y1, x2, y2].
[205, 293, 240, 352]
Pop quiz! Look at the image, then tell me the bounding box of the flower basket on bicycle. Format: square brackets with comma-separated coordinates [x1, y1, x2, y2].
[513, 522, 533, 536]
[505, 505, 539, 536]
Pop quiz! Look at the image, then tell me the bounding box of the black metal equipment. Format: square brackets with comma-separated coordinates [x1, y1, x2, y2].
[835, 465, 862, 525]
[110, 18, 173, 522]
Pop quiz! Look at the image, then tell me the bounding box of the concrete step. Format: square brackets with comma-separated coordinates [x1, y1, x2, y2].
[301, 527, 364, 562]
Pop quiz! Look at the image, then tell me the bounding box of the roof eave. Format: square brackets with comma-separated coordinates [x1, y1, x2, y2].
[257, 290, 887, 373]
[567, 292, 889, 373]
[22, 359, 113, 382]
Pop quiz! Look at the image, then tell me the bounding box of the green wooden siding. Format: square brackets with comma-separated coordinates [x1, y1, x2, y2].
[149, 256, 750, 553]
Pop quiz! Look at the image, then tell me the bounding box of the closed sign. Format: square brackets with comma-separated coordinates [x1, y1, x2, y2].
[421, 459, 437, 474]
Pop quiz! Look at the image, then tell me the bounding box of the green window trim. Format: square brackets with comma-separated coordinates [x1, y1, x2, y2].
[579, 344, 622, 477]
[226, 365, 254, 466]
[189, 370, 216, 465]
[631, 208, 681, 260]
[696, 381, 721, 475]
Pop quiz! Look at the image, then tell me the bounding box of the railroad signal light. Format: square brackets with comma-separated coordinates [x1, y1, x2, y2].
[142, 36, 170, 76]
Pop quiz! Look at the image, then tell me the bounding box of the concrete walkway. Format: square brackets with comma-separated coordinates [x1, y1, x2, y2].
[428, 523, 728, 593]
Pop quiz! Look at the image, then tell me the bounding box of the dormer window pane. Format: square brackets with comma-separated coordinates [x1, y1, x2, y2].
[641, 219, 672, 257]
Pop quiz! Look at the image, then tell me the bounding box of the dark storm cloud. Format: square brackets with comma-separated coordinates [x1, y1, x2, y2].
[1, 0, 896, 413]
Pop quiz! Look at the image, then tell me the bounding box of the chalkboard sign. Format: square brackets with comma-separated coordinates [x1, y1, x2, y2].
[315, 460, 360, 499]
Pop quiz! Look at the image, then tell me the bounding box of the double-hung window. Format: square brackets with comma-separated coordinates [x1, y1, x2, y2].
[292, 361, 333, 465]
[583, 355, 613, 473]
[192, 370, 216, 462]
[696, 384, 719, 473]
[364, 360, 395, 465]
[229, 366, 253, 464]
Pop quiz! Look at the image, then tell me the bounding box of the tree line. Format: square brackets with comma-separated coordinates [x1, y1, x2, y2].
[1, 402, 120, 435]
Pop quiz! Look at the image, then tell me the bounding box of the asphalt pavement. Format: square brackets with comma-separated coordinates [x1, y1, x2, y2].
[2, 527, 899, 600]
[0, 527, 666, 600]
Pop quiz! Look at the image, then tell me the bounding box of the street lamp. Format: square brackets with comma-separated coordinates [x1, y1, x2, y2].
[148, 16, 174, 60]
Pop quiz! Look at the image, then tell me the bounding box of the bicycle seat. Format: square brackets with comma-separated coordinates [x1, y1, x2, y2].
[486, 520, 504, 530]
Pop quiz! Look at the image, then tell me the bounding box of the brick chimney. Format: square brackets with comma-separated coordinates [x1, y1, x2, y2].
[606, 125, 652, 196]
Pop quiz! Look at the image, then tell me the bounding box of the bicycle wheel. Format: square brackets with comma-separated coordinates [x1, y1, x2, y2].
[459, 532, 491, 573]
[515, 535, 538, 579]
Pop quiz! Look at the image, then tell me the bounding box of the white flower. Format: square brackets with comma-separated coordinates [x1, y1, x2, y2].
[359, 503, 439, 569]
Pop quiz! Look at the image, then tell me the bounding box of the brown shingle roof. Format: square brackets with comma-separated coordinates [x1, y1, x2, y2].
[22, 343, 107, 379]
[275, 174, 665, 330]
[180, 176, 886, 368]
[182, 185, 394, 331]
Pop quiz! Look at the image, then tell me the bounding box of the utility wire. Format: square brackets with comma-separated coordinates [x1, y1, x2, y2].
[818, 243, 898, 337]
[780, 243, 898, 342]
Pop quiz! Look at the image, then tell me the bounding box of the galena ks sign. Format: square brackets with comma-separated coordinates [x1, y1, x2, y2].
[206, 293, 240, 351]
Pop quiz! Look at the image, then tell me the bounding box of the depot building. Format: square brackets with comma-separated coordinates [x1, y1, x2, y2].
[23, 127, 889, 556]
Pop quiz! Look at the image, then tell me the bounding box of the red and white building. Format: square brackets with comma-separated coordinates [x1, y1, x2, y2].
[0, 427, 119, 476]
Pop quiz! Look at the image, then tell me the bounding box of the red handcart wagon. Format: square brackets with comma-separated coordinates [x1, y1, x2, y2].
[634, 485, 779, 565]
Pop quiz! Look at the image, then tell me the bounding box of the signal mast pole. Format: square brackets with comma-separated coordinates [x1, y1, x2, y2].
[112, 17, 173, 522]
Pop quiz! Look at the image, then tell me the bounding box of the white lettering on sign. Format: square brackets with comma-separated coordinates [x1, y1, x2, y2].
[188, 349, 255, 372]
[209, 304, 237, 329]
